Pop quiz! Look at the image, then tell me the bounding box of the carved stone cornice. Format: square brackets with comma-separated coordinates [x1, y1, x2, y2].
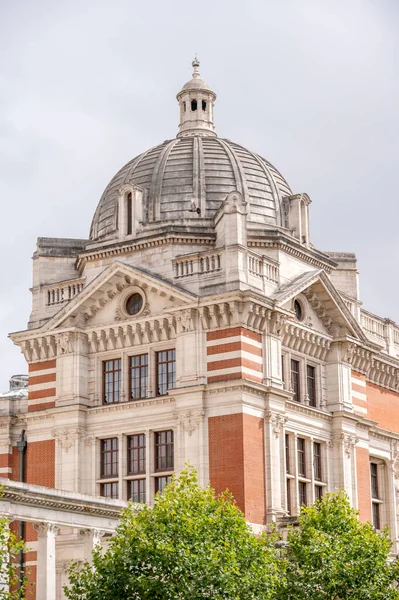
[285, 400, 332, 422]
[91, 396, 176, 414]
[0, 479, 126, 520]
[282, 322, 332, 360]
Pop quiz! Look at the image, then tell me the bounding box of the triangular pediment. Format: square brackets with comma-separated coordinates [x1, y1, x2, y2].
[39, 261, 197, 333]
[272, 269, 368, 342]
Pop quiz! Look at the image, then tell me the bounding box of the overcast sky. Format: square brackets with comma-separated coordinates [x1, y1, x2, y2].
[0, 0, 398, 390]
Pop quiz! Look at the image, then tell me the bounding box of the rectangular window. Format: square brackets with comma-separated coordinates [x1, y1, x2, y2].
[103, 359, 122, 404]
[307, 365, 316, 407]
[128, 434, 146, 474]
[371, 463, 379, 499]
[281, 355, 285, 384]
[286, 479, 291, 515]
[101, 438, 119, 478]
[155, 475, 172, 494]
[297, 437, 306, 477]
[313, 442, 322, 481]
[285, 434, 291, 474]
[129, 354, 148, 400]
[155, 430, 174, 471]
[156, 350, 176, 396]
[127, 192, 133, 235]
[128, 479, 146, 503]
[298, 481, 307, 506]
[291, 359, 300, 403]
[100, 482, 119, 499]
[315, 484, 323, 501]
[372, 501, 381, 530]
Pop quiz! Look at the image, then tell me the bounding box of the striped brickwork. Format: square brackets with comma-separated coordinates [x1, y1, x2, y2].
[28, 359, 56, 412]
[207, 327, 263, 384]
[351, 370, 367, 416]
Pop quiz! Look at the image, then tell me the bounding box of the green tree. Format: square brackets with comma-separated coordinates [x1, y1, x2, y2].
[65, 467, 280, 600]
[278, 490, 399, 600]
[0, 516, 27, 599]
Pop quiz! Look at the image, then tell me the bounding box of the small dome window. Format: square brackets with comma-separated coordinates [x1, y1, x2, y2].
[202, 100, 207, 111]
[191, 99, 197, 111]
[126, 293, 143, 316]
[183, 101, 186, 112]
[294, 299, 304, 322]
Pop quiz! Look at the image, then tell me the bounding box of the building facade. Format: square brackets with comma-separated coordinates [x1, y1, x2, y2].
[2, 59, 399, 598]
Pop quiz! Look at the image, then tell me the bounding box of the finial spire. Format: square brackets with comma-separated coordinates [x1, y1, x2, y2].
[192, 55, 200, 78]
[176, 58, 217, 138]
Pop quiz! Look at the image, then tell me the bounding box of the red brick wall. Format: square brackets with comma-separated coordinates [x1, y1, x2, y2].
[208, 413, 266, 524]
[356, 446, 371, 522]
[26, 440, 55, 488]
[242, 414, 266, 523]
[367, 382, 399, 434]
[209, 413, 245, 511]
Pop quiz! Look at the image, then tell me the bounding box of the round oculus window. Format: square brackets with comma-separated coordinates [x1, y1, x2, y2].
[125, 293, 143, 316]
[294, 299, 304, 322]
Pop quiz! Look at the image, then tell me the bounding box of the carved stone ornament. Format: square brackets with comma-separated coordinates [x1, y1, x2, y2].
[266, 411, 288, 437]
[52, 428, 92, 452]
[174, 411, 205, 436]
[332, 433, 359, 456]
[34, 522, 60, 537]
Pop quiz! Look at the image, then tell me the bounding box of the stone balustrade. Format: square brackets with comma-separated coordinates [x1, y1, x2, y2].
[45, 279, 85, 306]
[360, 310, 399, 357]
[248, 252, 279, 284]
[173, 251, 222, 279]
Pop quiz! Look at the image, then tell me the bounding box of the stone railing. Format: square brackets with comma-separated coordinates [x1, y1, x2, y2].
[360, 312, 386, 342]
[173, 251, 222, 279]
[45, 279, 85, 306]
[248, 252, 279, 284]
[360, 309, 399, 357]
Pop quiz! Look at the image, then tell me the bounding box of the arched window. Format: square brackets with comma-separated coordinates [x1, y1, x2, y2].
[202, 100, 207, 111]
[191, 99, 197, 111]
[183, 101, 186, 112]
[126, 192, 133, 235]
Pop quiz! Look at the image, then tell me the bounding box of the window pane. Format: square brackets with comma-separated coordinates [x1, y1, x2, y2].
[372, 502, 380, 529]
[155, 475, 172, 494]
[307, 365, 316, 407]
[101, 438, 119, 477]
[156, 350, 176, 396]
[103, 359, 121, 404]
[297, 438, 306, 477]
[128, 479, 146, 503]
[129, 354, 148, 400]
[298, 481, 307, 506]
[285, 434, 291, 474]
[291, 360, 300, 403]
[315, 485, 323, 501]
[313, 442, 322, 481]
[155, 430, 174, 471]
[286, 479, 291, 515]
[128, 434, 146, 474]
[101, 482, 119, 499]
[371, 463, 379, 499]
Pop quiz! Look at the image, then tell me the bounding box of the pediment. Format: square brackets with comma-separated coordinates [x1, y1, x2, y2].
[272, 269, 368, 342]
[40, 261, 197, 332]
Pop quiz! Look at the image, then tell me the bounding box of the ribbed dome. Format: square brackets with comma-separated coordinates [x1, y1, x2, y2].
[90, 137, 292, 241]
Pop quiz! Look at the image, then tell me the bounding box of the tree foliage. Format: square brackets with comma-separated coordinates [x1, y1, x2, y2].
[278, 490, 399, 600]
[65, 467, 280, 600]
[0, 516, 27, 600]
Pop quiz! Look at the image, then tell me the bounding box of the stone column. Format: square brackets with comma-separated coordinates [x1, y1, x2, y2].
[265, 411, 287, 521]
[0, 519, 10, 591]
[80, 529, 106, 563]
[34, 522, 59, 600]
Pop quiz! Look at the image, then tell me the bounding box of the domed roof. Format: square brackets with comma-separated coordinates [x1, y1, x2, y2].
[89, 59, 293, 242]
[90, 137, 292, 241]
